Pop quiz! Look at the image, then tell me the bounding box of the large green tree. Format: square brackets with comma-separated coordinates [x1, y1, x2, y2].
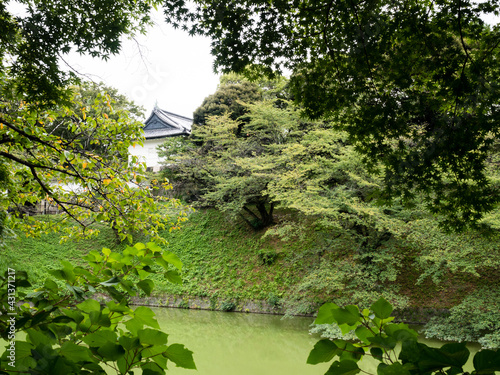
[0, 0, 188, 242]
[160, 73, 289, 208]
[159, 103, 290, 229]
[164, 0, 500, 230]
[47, 82, 145, 155]
[0, 83, 187, 243]
[0, 3, 195, 373]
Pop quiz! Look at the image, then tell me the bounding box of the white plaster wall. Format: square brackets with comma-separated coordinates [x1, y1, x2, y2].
[128, 138, 165, 172]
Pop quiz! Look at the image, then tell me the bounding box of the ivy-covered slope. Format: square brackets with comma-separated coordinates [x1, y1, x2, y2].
[149, 209, 496, 305]
[147, 208, 500, 349]
[2, 208, 499, 347]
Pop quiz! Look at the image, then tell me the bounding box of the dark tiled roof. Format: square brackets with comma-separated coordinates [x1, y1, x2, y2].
[143, 108, 192, 139]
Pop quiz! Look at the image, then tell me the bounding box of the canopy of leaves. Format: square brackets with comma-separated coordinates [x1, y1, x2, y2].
[193, 80, 262, 127]
[1, 0, 158, 105]
[164, 0, 500, 230]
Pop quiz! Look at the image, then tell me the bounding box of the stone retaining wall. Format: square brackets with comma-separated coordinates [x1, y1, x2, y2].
[129, 294, 450, 324]
[130, 295, 286, 315]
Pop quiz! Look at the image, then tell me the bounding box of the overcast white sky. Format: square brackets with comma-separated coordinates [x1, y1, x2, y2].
[62, 10, 220, 119]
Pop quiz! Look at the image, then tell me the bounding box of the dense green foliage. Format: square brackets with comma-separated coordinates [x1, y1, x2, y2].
[308, 298, 500, 375]
[160, 104, 293, 228]
[193, 81, 262, 126]
[3, 209, 499, 349]
[0, 3, 193, 362]
[158, 85, 500, 348]
[2, 1, 500, 371]
[150, 209, 312, 301]
[1, 8, 193, 366]
[164, 0, 500, 229]
[0, 221, 123, 284]
[0, 76, 192, 372]
[0, 242, 195, 374]
[1, 0, 187, 241]
[159, 77, 295, 227]
[0, 85, 188, 242]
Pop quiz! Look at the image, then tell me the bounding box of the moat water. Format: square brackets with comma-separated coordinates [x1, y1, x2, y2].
[152, 307, 480, 375]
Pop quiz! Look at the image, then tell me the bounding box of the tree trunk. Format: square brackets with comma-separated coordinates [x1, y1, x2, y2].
[256, 202, 274, 227]
[241, 202, 274, 230]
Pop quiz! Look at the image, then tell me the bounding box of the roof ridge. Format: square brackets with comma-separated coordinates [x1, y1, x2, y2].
[154, 109, 182, 129]
[158, 108, 193, 121]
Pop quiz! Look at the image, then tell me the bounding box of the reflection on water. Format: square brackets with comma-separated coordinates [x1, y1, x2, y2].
[152, 307, 481, 375]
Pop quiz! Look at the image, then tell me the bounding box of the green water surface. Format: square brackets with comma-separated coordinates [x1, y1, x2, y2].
[152, 307, 482, 375]
[0, 306, 483, 374]
[153, 307, 331, 374]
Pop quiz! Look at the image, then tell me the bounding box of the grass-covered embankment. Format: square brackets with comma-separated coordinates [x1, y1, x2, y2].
[2, 208, 499, 346]
[1, 209, 496, 313]
[0, 210, 500, 347]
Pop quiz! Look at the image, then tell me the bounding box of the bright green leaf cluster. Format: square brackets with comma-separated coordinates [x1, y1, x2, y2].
[308, 298, 500, 375]
[0, 242, 194, 374]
